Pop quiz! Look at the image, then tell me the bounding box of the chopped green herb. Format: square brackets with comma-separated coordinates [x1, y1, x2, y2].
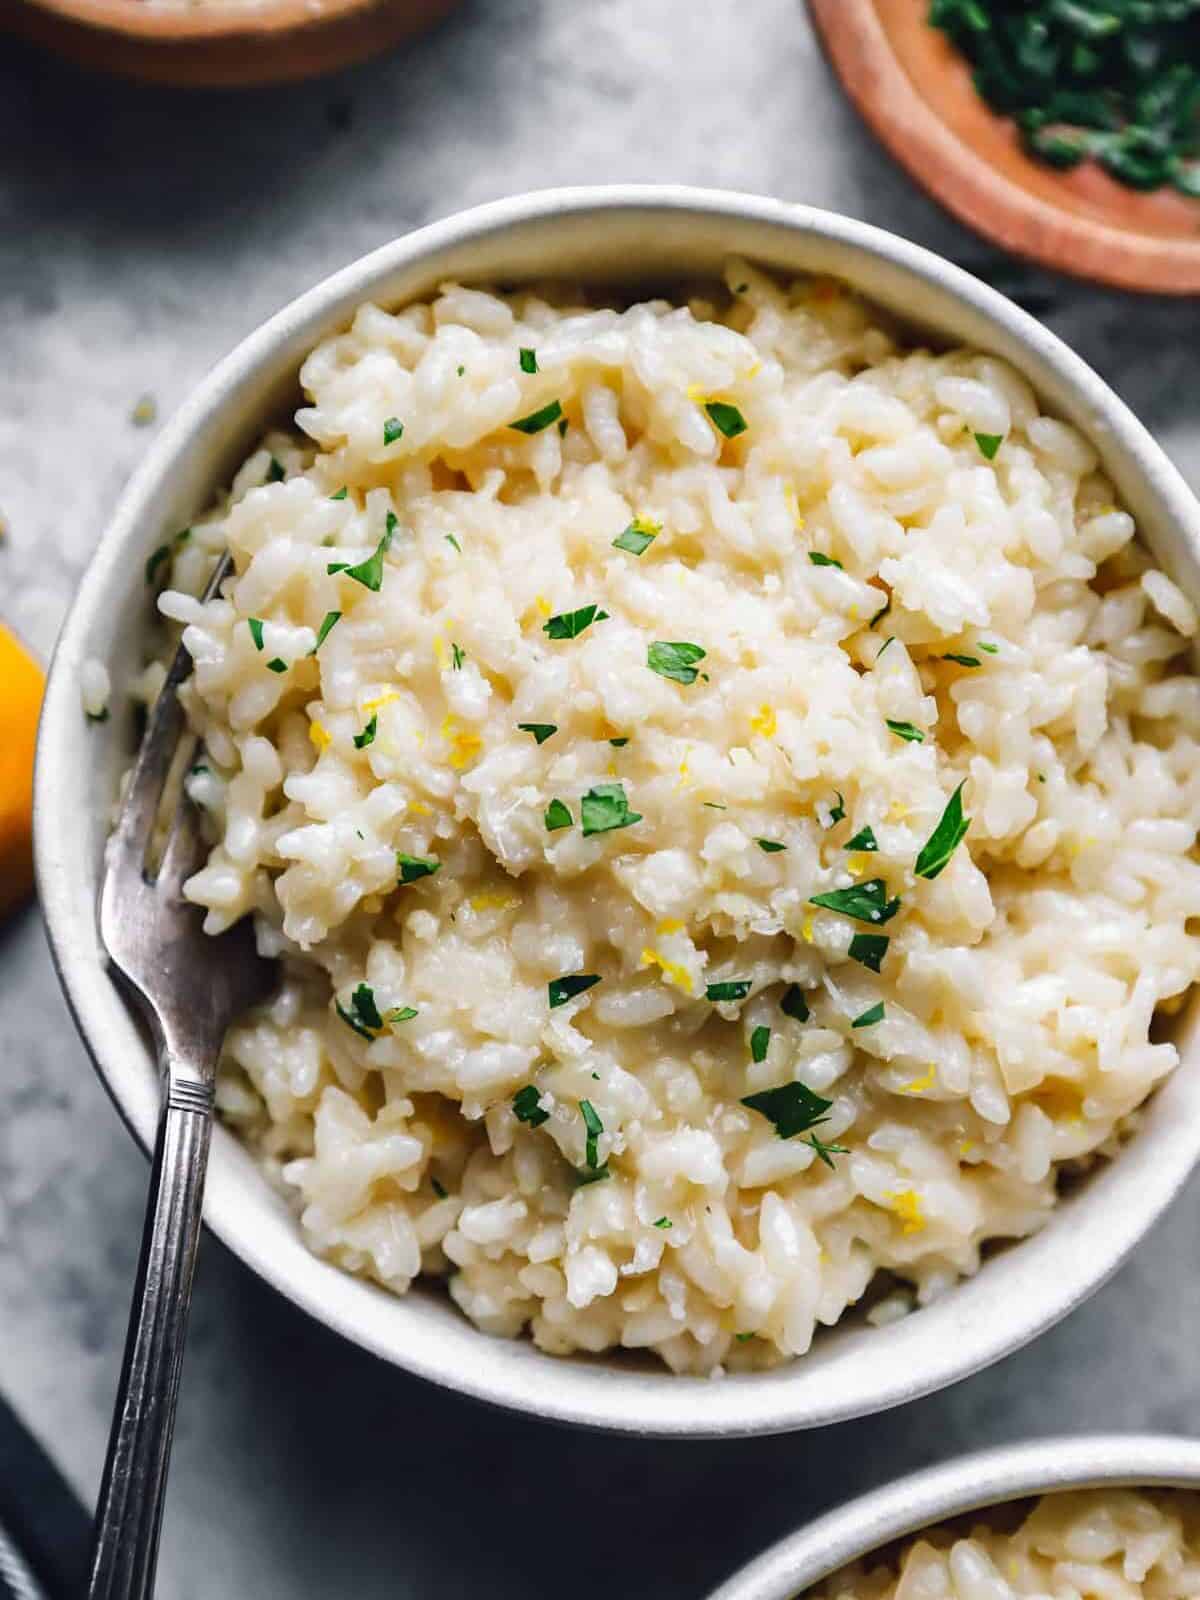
[735, 1331, 755, 1343]
[827, 792, 846, 826]
[518, 722, 558, 744]
[844, 826, 878, 853]
[1037, 772, 1047, 783]
[85, 707, 109, 724]
[144, 544, 171, 585]
[647, 640, 706, 685]
[333, 512, 397, 592]
[886, 720, 925, 743]
[431, 1176, 448, 1198]
[609, 737, 629, 748]
[336, 982, 383, 1039]
[876, 636, 896, 659]
[706, 979, 751, 1002]
[513, 1085, 550, 1127]
[456, 365, 465, 378]
[848, 932, 889, 973]
[396, 852, 440, 884]
[653, 1216, 672, 1229]
[580, 1099, 604, 1169]
[742, 1080, 833, 1139]
[942, 653, 981, 668]
[974, 432, 1003, 460]
[519, 347, 538, 374]
[335, 1000, 374, 1040]
[809, 878, 900, 925]
[613, 518, 660, 556]
[809, 551, 843, 569]
[704, 400, 748, 438]
[190, 764, 209, 776]
[266, 658, 288, 674]
[580, 782, 641, 837]
[851, 1001, 886, 1028]
[543, 603, 609, 640]
[575, 1164, 611, 1186]
[266, 456, 286, 482]
[804, 1132, 849, 1169]
[544, 798, 572, 832]
[756, 838, 786, 853]
[750, 1025, 771, 1063]
[510, 399, 563, 435]
[913, 780, 971, 881]
[871, 594, 892, 627]
[781, 985, 810, 1022]
[548, 973, 601, 1009]
[353, 714, 377, 749]
[330, 487, 349, 501]
[383, 417, 404, 446]
[703, 801, 728, 810]
[384, 1006, 418, 1025]
[557, 417, 568, 438]
[309, 610, 341, 654]
[248, 617, 265, 651]
[445, 533, 462, 553]
[977, 640, 999, 654]
[450, 642, 465, 671]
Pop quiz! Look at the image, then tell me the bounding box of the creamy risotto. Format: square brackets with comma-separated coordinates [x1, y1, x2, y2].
[140, 263, 1200, 1373]
[810, 1487, 1200, 1598]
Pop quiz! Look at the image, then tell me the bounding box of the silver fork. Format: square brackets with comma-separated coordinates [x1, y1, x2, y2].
[91, 556, 275, 1600]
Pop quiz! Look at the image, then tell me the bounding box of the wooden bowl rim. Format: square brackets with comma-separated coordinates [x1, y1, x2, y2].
[15, 0, 388, 42]
[809, 0, 1200, 295]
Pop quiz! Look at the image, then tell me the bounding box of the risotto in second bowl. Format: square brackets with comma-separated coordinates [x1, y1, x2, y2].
[136, 262, 1200, 1373]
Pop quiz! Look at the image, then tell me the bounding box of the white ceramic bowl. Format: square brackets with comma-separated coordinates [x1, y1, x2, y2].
[35, 186, 1200, 1438]
[708, 1434, 1200, 1598]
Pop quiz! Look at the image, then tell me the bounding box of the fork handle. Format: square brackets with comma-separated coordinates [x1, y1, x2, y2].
[88, 1074, 214, 1600]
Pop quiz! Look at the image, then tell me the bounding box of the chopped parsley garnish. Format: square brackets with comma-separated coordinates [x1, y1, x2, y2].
[844, 826, 878, 852]
[519, 347, 538, 374]
[609, 737, 629, 748]
[190, 763, 209, 776]
[353, 714, 377, 749]
[742, 1081, 833, 1139]
[809, 551, 843, 569]
[613, 518, 659, 555]
[445, 533, 462, 553]
[913, 780, 970, 880]
[653, 1216, 672, 1229]
[543, 603, 609, 640]
[266, 658, 288, 673]
[85, 708, 109, 724]
[848, 932, 889, 973]
[756, 838, 786, 853]
[144, 544, 172, 585]
[886, 720, 925, 743]
[384, 1006, 418, 1024]
[336, 982, 383, 1039]
[876, 637, 896, 659]
[544, 798, 572, 832]
[735, 1331, 755, 1343]
[580, 1099, 604, 1169]
[510, 399, 563, 435]
[383, 417, 404, 446]
[704, 400, 748, 438]
[781, 985, 810, 1022]
[977, 640, 999, 654]
[809, 879, 900, 925]
[557, 417, 568, 438]
[750, 1025, 771, 1063]
[827, 792, 846, 826]
[456, 365, 465, 378]
[330, 487, 348, 501]
[309, 610, 342, 654]
[431, 1176, 447, 1198]
[575, 1164, 611, 1187]
[647, 640, 706, 685]
[974, 432, 1003, 460]
[266, 456, 286, 483]
[332, 511, 397, 592]
[518, 722, 557, 744]
[942, 653, 980, 668]
[513, 1085, 549, 1127]
[703, 801, 728, 810]
[396, 852, 440, 884]
[548, 973, 601, 1009]
[580, 783, 641, 836]
[851, 1001, 886, 1028]
[706, 979, 751, 1002]
[248, 617, 265, 651]
[805, 1132, 849, 1169]
[450, 642, 465, 670]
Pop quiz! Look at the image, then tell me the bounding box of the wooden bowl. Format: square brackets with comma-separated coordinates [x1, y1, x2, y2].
[1, 0, 459, 87]
[809, 0, 1200, 294]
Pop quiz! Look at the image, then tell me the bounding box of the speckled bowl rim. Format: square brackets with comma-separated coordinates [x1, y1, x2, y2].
[708, 1433, 1200, 1598]
[34, 186, 1200, 1437]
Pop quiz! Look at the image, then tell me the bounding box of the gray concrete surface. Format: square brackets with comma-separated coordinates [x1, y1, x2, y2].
[3, 3, 1200, 1595]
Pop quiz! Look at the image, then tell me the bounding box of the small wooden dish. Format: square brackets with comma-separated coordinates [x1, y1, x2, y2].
[1, 0, 459, 87]
[809, 0, 1200, 294]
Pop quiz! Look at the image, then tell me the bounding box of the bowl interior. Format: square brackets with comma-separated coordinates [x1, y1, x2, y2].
[35, 188, 1200, 1436]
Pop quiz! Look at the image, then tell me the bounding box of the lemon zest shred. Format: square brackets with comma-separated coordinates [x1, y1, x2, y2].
[640, 947, 694, 995]
[903, 1065, 937, 1095]
[657, 918, 684, 936]
[886, 799, 909, 823]
[362, 690, 400, 714]
[801, 912, 815, 945]
[890, 1189, 926, 1234]
[432, 635, 449, 670]
[535, 594, 552, 618]
[309, 721, 331, 752]
[470, 892, 520, 913]
[750, 704, 777, 738]
[959, 1139, 976, 1158]
[440, 713, 481, 771]
[676, 749, 692, 789]
[408, 800, 431, 816]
